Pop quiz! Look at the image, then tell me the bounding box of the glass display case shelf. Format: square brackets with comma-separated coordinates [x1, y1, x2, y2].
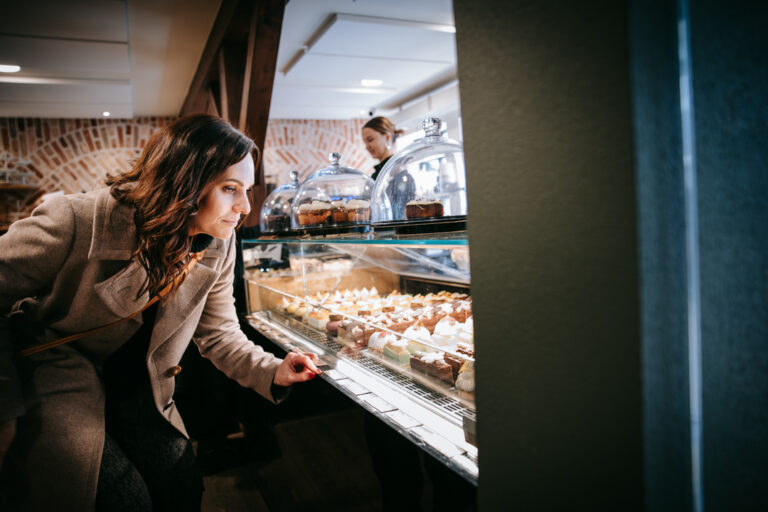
[246, 311, 478, 484]
[243, 240, 470, 285]
[241, 235, 476, 483]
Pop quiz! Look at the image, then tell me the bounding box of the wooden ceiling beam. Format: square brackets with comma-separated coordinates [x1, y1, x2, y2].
[217, 48, 230, 122]
[180, 0, 240, 116]
[241, 0, 284, 225]
[205, 85, 220, 117]
[218, 43, 247, 124]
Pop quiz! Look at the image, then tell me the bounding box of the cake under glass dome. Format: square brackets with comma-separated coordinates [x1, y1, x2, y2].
[371, 117, 467, 224]
[290, 152, 374, 230]
[259, 170, 301, 233]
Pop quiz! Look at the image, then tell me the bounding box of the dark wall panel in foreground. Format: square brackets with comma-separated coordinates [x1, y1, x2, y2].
[455, 1, 642, 509]
[691, 2, 768, 510]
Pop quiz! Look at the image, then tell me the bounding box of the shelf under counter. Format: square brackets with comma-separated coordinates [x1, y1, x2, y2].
[246, 311, 478, 485]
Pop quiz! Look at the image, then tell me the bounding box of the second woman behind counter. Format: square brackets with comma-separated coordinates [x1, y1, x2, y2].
[362, 116, 416, 220]
[362, 116, 401, 181]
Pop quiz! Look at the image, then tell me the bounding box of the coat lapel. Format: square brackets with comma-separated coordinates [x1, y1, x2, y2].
[88, 189, 149, 320]
[149, 238, 228, 352]
[93, 260, 150, 318]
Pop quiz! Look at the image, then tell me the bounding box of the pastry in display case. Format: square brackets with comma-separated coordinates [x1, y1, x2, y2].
[241, 236, 478, 482]
[370, 117, 467, 233]
[259, 170, 301, 233]
[290, 152, 374, 232]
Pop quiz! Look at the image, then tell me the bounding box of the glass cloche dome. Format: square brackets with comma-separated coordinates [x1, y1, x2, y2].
[290, 152, 374, 229]
[259, 170, 301, 233]
[371, 117, 467, 224]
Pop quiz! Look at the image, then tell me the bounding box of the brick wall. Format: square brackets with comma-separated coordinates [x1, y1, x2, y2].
[0, 117, 374, 225]
[263, 118, 375, 186]
[0, 118, 173, 222]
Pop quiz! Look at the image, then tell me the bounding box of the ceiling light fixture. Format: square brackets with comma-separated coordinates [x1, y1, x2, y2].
[102, 111, 111, 117]
[0, 64, 21, 73]
[361, 79, 383, 87]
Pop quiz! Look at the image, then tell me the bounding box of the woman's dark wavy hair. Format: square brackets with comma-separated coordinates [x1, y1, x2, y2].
[105, 114, 257, 300]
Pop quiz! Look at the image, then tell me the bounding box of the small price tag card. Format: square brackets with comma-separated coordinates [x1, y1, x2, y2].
[362, 395, 396, 413]
[385, 410, 421, 430]
[324, 369, 346, 380]
[338, 379, 370, 395]
[412, 426, 464, 459]
[452, 454, 479, 475]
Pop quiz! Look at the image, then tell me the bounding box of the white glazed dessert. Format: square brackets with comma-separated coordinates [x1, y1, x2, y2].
[402, 324, 432, 353]
[368, 332, 397, 353]
[431, 316, 460, 348]
[382, 338, 410, 366]
[456, 317, 474, 345]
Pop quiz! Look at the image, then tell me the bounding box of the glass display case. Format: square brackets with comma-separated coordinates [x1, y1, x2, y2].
[290, 153, 374, 231]
[371, 117, 467, 224]
[259, 170, 301, 233]
[241, 233, 478, 483]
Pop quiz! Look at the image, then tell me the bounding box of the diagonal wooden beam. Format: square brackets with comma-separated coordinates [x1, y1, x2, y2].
[240, 0, 285, 226]
[218, 43, 248, 124]
[180, 0, 240, 115]
[217, 48, 229, 122]
[205, 85, 220, 117]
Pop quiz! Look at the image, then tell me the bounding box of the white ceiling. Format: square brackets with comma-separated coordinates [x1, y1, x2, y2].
[0, 0, 459, 123]
[0, 0, 219, 118]
[272, 0, 458, 120]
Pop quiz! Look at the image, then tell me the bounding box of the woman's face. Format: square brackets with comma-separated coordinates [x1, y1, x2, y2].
[190, 154, 254, 239]
[362, 127, 391, 161]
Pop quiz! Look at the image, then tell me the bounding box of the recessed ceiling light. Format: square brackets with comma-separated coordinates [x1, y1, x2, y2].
[361, 79, 383, 87]
[102, 111, 111, 117]
[0, 64, 21, 73]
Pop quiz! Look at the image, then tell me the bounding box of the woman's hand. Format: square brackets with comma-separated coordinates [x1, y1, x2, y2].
[0, 418, 17, 469]
[273, 351, 322, 387]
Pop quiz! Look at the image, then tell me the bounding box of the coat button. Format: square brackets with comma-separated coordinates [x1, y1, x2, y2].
[168, 365, 182, 377]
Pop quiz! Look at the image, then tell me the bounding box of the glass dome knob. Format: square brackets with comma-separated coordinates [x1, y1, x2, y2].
[329, 152, 342, 165]
[289, 170, 299, 183]
[422, 117, 442, 137]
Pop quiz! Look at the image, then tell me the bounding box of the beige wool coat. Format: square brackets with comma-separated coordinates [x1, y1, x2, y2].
[0, 187, 284, 510]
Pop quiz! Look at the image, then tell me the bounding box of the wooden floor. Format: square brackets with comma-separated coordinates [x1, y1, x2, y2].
[201, 408, 383, 512]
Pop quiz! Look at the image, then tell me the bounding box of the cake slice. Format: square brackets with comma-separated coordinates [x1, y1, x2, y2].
[383, 340, 411, 366]
[346, 199, 371, 223]
[410, 351, 453, 385]
[443, 353, 465, 382]
[405, 199, 444, 219]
